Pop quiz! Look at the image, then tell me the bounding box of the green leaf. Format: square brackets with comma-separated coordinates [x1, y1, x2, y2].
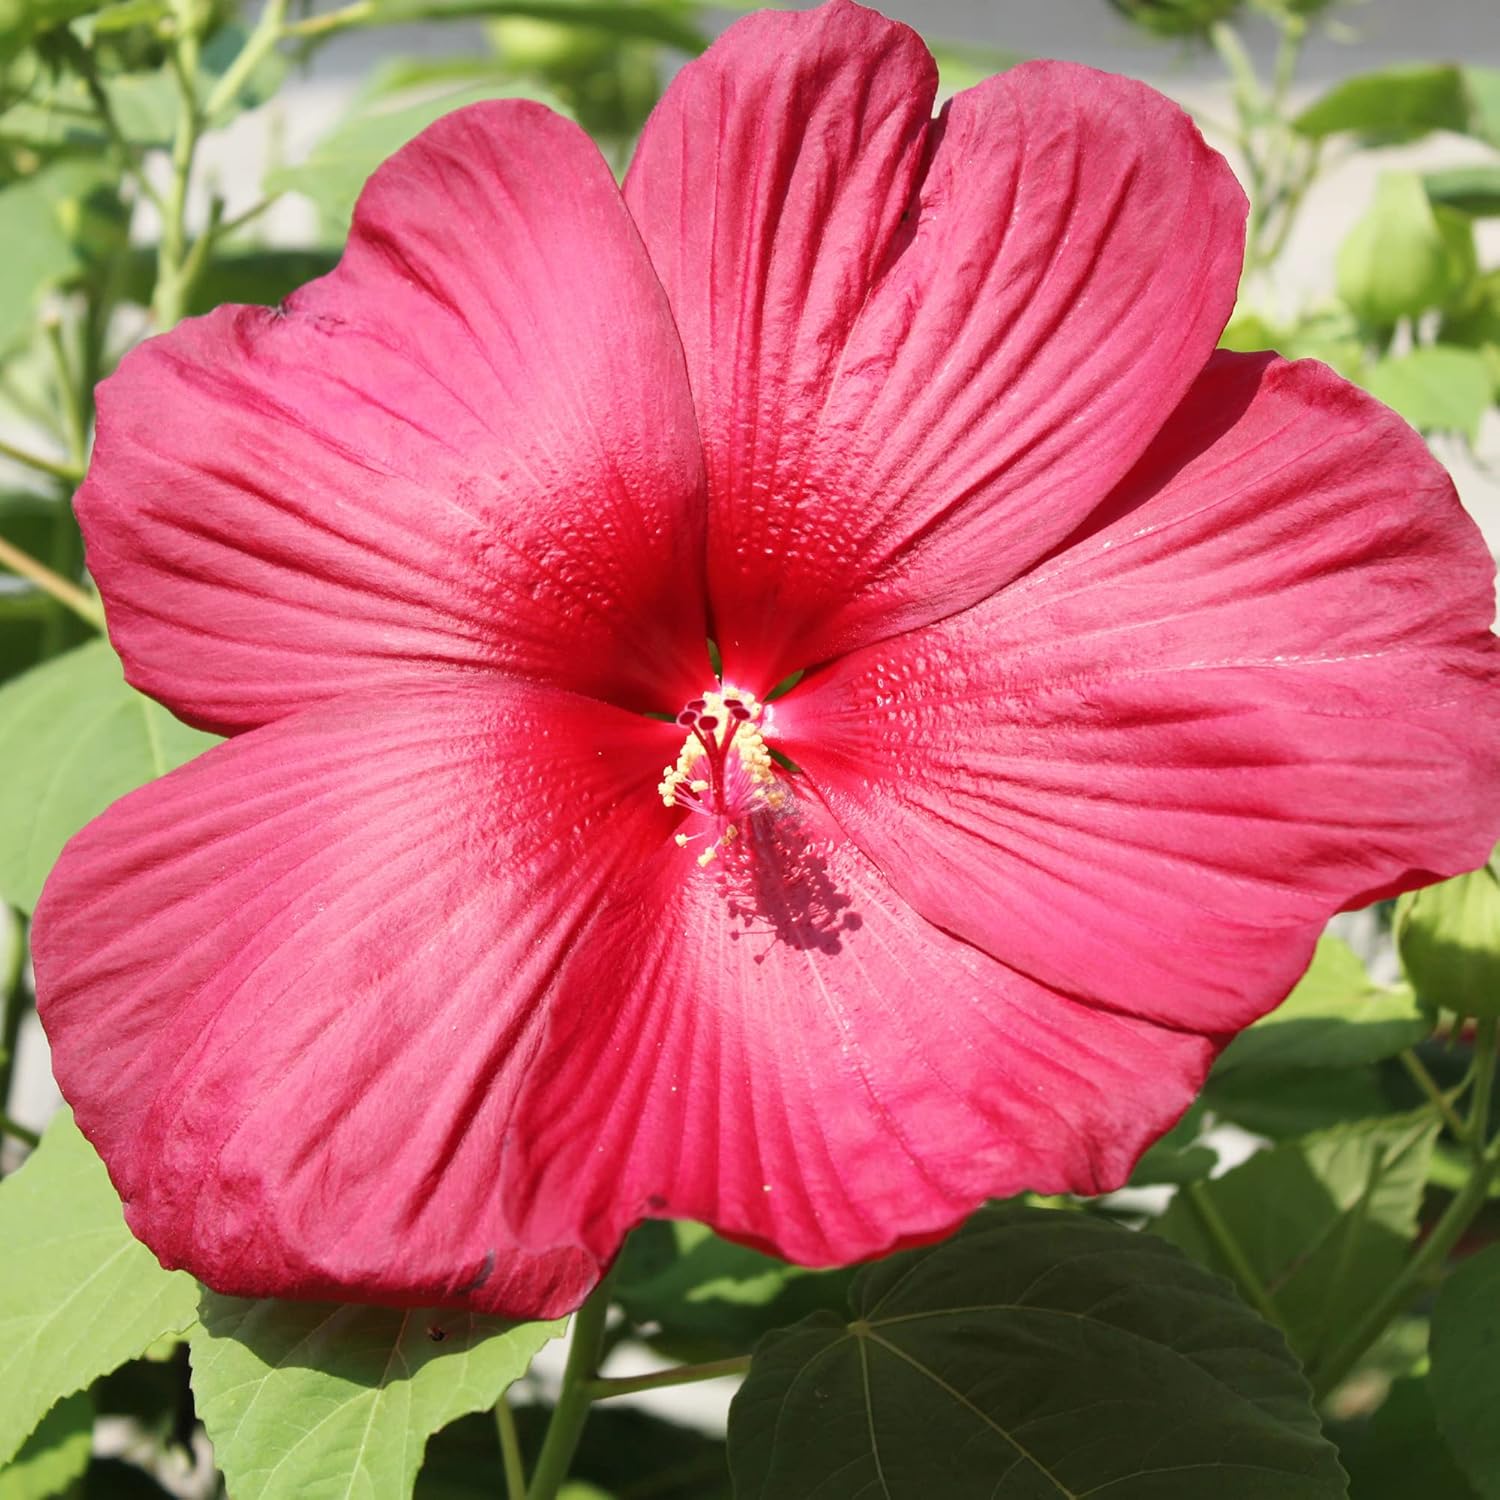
[1330, 1374, 1478, 1499]
[1295, 64, 1471, 141]
[729, 1206, 1347, 1500]
[1215, 937, 1430, 1075]
[615, 1220, 854, 1362]
[1426, 166, 1500, 218]
[189, 1294, 562, 1500]
[0, 161, 118, 352]
[1157, 1110, 1440, 1368]
[1204, 1061, 1398, 1138]
[0, 639, 217, 912]
[265, 74, 562, 236]
[1431, 1244, 1500, 1496]
[0, 1392, 91, 1500]
[1362, 345, 1494, 441]
[0, 1113, 200, 1468]
[1468, 66, 1500, 147]
[1397, 853, 1500, 1020]
[1337, 171, 1467, 327]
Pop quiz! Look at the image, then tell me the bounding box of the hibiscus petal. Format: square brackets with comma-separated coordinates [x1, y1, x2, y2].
[82, 101, 707, 734]
[625, 7, 1245, 685]
[504, 796, 1216, 1267]
[774, 353, 1500, 1035]
[31, 674, 682, 1316]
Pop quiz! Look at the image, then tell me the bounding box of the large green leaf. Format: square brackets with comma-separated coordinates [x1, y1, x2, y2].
[189, 1294, 562, 1500]
[0, 1392, 91, 1500]
[1157, 1110, 1439, 1369]
[0, 639, 217, 912]
[0, 1114, 199, 1467]
[729, 1207, 1347, 1500]
[1215, 937, 1429, 1075]
[614, 1220, 854, 1362]
[266, 73, 561, 235]
[1295, 64, 1468, 139]
[1430, 1243, 1500, 1496]
[1362, 345, 1494, 441]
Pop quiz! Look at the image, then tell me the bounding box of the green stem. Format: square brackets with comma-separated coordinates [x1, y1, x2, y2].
[0, 1113, 40, 1149]
[495, 1392, 526, 1500]
[525, 1277, 614, 1500]
[0, 437, 82, 486]
[0, 534, 103, 627]
[42, 317, 88, 472]
[153, 12, 204, 330]
[282, 0, 371, 38]
[583, 1354, 751, 1401]
[0, 911, 27, 1148]
[1400, 1048, 1470, 1142]
[1183, 1180, 1283, 1330]
[1310, 1018, 1500, 1400]
[203, 0, 289, 121]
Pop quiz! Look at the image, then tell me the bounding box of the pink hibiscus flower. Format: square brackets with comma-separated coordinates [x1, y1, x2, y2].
[32, 0, 1500, 1318]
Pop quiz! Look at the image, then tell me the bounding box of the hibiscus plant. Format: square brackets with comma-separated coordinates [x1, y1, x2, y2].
[2, 0, 1500, 1497]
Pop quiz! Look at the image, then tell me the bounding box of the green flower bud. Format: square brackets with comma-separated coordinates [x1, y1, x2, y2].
[1397, 849, 1500, 1021]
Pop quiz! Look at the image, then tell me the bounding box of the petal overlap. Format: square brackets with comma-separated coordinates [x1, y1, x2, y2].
[81, 102, 708, 734]
[776, 354, 1500, 1035]
[625, 4, 1246, 683]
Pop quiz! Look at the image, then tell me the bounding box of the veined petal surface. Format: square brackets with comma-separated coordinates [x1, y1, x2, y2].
[32, 675, 681, 1316]
[33, 678, 1216, 1294]
[777, 354, 1500, 1035]
[503, 798, 1216, 1268]
[81, 102, 708, 734]
[625, 2, 1245, 684]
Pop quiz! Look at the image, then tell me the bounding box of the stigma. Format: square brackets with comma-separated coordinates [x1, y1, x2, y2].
[658, 687, 785, 866]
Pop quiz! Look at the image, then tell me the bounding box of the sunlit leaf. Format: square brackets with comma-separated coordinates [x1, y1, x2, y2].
[1215, 937, 1429, 1075]
[1426, 166, 1500, 218]
[1397, 851, 1500, 1020]
[0, 640, 217, 913]
[0, 1392, 91, 1500]
[1157, 1110, 1440, 1368]
[0, 1113, 199, 1467]
[1295, 64, 1469, 141]
[1363, 345, 1494, 441]
[189, 1294, 562, 1500]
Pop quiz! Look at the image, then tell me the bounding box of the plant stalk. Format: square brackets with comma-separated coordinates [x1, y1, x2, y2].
[524, 1276, 615, 1500]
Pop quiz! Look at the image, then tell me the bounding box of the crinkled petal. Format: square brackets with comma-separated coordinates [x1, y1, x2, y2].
[625, 5, 1245, 684]
[774, 354, 1500, 1034]
[502, 796, 1216, 1267]
[31, 674, 682, 1317]
[82, 101, 707, 734]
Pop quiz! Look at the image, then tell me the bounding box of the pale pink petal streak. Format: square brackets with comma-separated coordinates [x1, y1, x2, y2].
[82, 101, 708, 733]
[776, 354, 1500, 1036]
[625, 5, 1246, 685]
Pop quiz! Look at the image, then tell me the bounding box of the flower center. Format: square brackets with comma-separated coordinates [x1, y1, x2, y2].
[658, 687, 785, 866]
